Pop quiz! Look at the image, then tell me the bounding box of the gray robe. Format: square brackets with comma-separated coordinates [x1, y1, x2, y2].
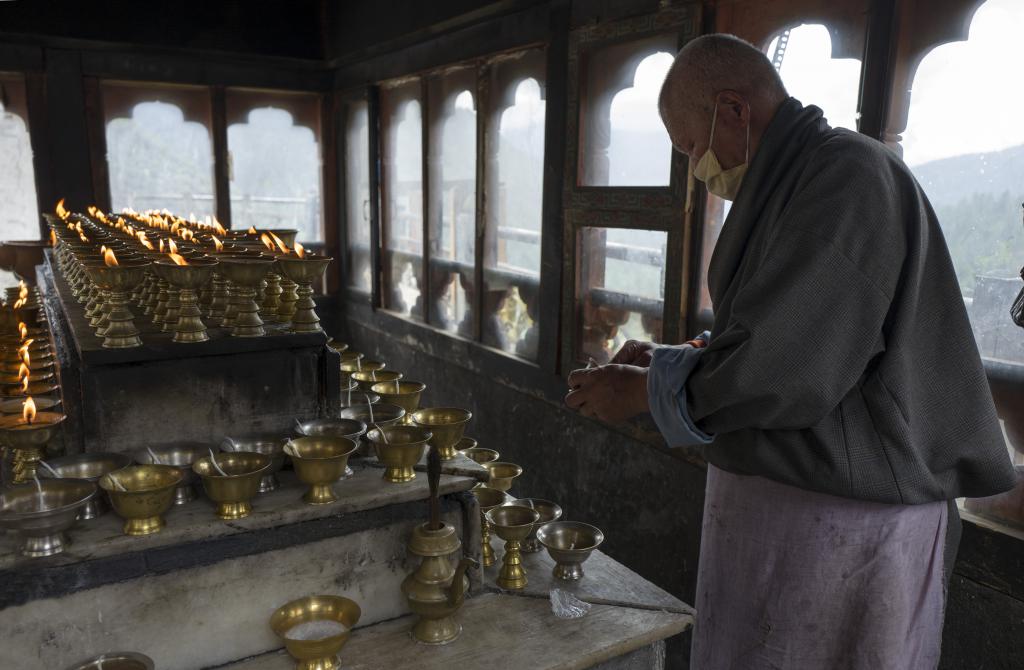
[679, 98, 1016, 505]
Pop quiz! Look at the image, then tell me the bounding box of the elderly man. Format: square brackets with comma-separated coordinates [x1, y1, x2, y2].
[565, 34, 1016, 669]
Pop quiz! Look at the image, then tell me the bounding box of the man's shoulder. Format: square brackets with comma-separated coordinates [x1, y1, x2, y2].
[812, 128, 906, 172]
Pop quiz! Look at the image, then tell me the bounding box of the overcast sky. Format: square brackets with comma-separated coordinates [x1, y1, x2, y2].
[606, 0, 1023, 168]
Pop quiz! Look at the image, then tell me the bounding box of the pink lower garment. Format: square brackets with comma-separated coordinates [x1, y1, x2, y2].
[691, 465, 949, 670]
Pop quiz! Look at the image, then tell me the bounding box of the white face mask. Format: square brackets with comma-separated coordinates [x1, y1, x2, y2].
[693, 103, 750, 201]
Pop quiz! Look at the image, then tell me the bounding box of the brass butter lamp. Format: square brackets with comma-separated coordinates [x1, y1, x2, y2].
[286, 436, 358, 504]
[270, 595, 361, 670]
[486, 504, 540, 590]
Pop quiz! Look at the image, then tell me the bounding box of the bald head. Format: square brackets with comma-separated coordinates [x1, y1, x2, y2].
[659, 34, 787, 118]
[658, 34, 788, 170]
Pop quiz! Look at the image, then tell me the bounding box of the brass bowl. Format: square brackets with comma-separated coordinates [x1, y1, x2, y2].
[220, 433, 288, 493]
[485, 462, 522, 493]
[1, 358, 54, 373]
[366, 425, 432, 483]
[462, 447, 499, 465]
[270, 595, 361, 670]
[338, 351, 363, 365]
[63, 652, 155, 670]
[338, 389, 379, 409]
[411, 407, 472, 461]
[132, 443, 210, 505]
[39, 452, 131, 520]
[0, 396, 59, 414]
[455, 437, 477, 452]
[0, 370, 54, 385]
[295, 418, 366, 479]
[473, 487, 515, 567]
[503, 498, 562, 553]
[0, 479, 96, 556]
[349, 369, 402, 392]
[371, 380, 426, 418]
[1, 382, 59, 397]
[193, 451, 272, 520]
[326, 339, 348, 354]
[286, 436, 358, 505]
[536, 521, 605, 581]
[486, 504, 539, 542]
[99, 465, 182, 536]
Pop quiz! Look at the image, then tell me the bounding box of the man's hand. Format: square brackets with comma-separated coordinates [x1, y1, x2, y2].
[610, 340, 659, 367]
[565, 364, 650, 423]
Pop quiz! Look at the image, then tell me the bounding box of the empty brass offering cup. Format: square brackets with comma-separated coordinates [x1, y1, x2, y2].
[371, 380, 426, 419]
[485, 505, 540, 590]
[411, 407, 472, 461]
[349, 369, 402, 392]
[193, 451, 272, 519]
[536, 521, 605, 581]
[296, 419, 367, 478]
[0, 479, 96, 557]
[286, 436, 358, 504]
[340, 358, 384, 381]
[64, 652, 155, 670]
[463, 447, 499, 465]
[485, 462, 522, 493]
[39, 452, 131, 520]
[220, 433, 288, 493]
[366, 425, 432, 483]
[132, 443, 209, 505]
[503, 498, 562, 553]
[99, 465, 182, 536]
[472, 486, 514, 568]
[270, 595, 361, 670]
[455, 437, 477, 452]
[326, 339, 348, 353]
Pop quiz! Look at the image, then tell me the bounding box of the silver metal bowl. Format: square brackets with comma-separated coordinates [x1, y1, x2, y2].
[38, 452, 131, 520]
[0, 479, 96, 557]
[220, 433, 288, 493]
[133, 443, 210, 505]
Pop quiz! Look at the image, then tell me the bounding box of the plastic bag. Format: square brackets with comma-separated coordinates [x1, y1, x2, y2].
[550, 588, 591, 619]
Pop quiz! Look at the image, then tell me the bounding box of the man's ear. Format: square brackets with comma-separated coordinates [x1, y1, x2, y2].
[716, 90, 750, 127]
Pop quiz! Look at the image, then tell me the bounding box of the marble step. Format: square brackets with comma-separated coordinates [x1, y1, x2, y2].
[217, 591, 692, 670]
[0, 461, 484, 670]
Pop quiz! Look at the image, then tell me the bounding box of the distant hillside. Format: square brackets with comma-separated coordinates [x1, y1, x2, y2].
[909, 143, 1024, 208]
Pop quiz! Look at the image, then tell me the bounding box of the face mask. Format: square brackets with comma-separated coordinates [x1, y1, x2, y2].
[693, 103, 750, 201]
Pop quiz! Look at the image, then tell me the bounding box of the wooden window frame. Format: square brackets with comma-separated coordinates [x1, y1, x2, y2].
[560, 5, 701, 377]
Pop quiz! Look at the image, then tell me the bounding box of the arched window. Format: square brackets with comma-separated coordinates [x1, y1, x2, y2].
[902, 0, 1024, 366]
[344, 100, 372, 293]
[579, 34, 677, 187]
[102, 82, 215, 220]
[226, 90, 323, 244]
[381, 80, 424, 318]
[0, 72, 40, 289]
[427, 69, 476, 335]
[484, 50, 547, 360]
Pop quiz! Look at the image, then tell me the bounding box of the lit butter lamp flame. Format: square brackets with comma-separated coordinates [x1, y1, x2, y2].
[49, 229, 57, 247]
[18, 340, 33, 361]
[19, 280, 28, 301]
[294, 242, 306, 259]
[214, 218, 227, 236]
[18, 362, 29, 380]
[248, 226, 257, 235]
[55, 198, 69, 220]
[103, 248, 119, 267]
[22, 396, 36, 425]
[168, 253, 188, 266]
[21, 375, 28, 394]
[21, 350, 30, 369]
[13, 298, 25, 310]
[260, 233, 277, 252]
[159, 239, 165, 253]
[168, 239, 178, 255]
[18, 322, 27, 340]
[211, 235, 224, 252]
[269, 232, 289, 254]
